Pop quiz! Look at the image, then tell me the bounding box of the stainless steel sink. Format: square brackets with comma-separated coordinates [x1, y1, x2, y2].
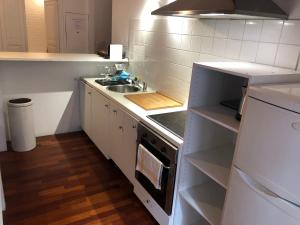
[107, 85, 140, 93]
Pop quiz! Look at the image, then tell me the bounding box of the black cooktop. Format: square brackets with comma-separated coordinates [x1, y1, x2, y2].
[147, 111, 187, 139]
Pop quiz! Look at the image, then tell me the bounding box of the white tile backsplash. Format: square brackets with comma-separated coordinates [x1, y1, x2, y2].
[260, 20, 283, 43]
[190, 36, 202, 52]
[275, 44, 300, 68]
[180, 51, 200, 67]
[165, 17, 183, 34]
[256, 43, 278, 65]
[182, 19, 194, 35]
[165, 34, 181, 49]
[201, 20, 216, 37]
[191, 20, 203, 35]
[225, 39, 242, 60]
[200, 36, 214, 54]
[239, 41, 258, 62]
[129, 17, 300, 103]
[228, 20, 245, 40]
[215, 20, 230, 38]
[181, 35, 191, 51]
[243, 20, 263, 41]
[280, 21, 300, 45]
[212, 38, 227, 57]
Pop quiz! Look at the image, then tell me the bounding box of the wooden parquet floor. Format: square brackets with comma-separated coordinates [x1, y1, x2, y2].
[0, 132, 158, 225]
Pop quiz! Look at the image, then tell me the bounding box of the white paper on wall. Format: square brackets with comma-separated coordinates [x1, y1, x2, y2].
[65, 13, 89, 53]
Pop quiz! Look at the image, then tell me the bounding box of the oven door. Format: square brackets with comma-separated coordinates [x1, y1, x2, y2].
[135, 123, 177, 215]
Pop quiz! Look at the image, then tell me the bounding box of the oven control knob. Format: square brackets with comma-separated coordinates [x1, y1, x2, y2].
[142, 133, 148, 138]
[151, 139, 157, 145]
[161, 147, 167, 153]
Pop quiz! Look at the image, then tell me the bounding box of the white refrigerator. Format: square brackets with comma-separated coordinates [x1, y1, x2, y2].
[221, 84, 300, 225]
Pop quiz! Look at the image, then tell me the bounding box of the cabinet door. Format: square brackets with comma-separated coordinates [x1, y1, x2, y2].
[79, 81, 92, 138]
[109, 103, 124, 165]
[91, 90, 110, 158]
[121, 115, 138, 184]
[44, 0, 60, 53]
[109, 105, 138, 184]
[0, 0, 27, 51]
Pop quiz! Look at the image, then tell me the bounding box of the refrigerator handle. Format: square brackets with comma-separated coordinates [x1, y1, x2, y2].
[235, 167, 300, 221]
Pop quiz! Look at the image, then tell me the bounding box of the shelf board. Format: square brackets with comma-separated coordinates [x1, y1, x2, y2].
[181, 181, 226, 225]
[185, 145, 234, 189]
[190, 105, 240, 133]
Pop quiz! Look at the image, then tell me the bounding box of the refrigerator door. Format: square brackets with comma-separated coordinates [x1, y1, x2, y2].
[221, 168, 300, 225]
[234, 97, 300, 205]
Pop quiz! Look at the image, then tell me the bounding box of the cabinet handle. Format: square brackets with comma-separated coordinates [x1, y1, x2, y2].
[132, 125, 137, 129]
[146, 199, 150, 204]
[119, 126, 123, 131]
[113, 110, 117, 113]
[105, 104, 109, 108]
[88, 92, 92, 95]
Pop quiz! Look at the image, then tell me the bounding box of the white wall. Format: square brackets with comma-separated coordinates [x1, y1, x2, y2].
[58, 0, 112, 53]
[94, 0, 112, 52]
[112, 0, 300, 103]
[0, 61, 115, 141]
[24, 0, 47, 52]
[112, 0, 168, 48]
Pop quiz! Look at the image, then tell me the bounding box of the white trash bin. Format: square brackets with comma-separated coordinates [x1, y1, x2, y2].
[7, 98, 36, 152]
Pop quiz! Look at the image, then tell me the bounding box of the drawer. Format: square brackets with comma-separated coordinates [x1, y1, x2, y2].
[134, 181, 170, 225]
[221, 168, 300, 225]
[235, 97, 300, 205]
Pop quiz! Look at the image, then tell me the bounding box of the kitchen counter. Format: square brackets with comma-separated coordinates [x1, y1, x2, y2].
[82, 78, 186, 147]
[0, 52, 129, 62]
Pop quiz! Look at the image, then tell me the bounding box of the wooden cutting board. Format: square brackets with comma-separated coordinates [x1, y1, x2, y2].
[125, 92, 183, 110]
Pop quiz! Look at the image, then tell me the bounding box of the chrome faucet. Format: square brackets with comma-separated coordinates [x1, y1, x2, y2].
[130, 77, 147, 92]
[141, 81, 147, 92]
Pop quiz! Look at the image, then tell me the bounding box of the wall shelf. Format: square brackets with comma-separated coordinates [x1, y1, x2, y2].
[185, 145, 234, 189]
[180, 181, 226, 225]
[190, 106, 240, 133]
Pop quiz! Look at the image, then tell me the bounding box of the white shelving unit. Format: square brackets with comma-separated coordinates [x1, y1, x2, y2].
[190, 106, 240, 133]
[185, 145, 234, 189]
[181, 181, 226, 225]
[173, 61, 300, 225]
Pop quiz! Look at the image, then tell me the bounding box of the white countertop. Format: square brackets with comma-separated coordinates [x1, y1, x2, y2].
[83, 78, 186, 147]
[248, 83, 300, 113]
[195, 61, 300, 84]
[0, 52, 129, 62]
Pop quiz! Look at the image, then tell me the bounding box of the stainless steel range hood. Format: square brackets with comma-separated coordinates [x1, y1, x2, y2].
[151, 0, 288, 19]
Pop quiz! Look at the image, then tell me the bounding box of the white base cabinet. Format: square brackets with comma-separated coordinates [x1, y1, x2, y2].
[79, 81, 93, 139]
[108, 102, 138, 184]
[80, 81, 138, 184]
[91, 88, 110, 159]
[134, 181, 171, 225]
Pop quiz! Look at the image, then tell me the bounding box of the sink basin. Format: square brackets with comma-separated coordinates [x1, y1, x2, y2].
[107, 85, 140, 93]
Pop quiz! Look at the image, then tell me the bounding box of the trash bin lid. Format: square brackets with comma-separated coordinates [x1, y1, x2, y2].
[8, 98, 33, 107]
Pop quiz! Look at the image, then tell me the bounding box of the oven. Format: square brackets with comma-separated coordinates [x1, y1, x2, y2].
[135, 123, 178, 215]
